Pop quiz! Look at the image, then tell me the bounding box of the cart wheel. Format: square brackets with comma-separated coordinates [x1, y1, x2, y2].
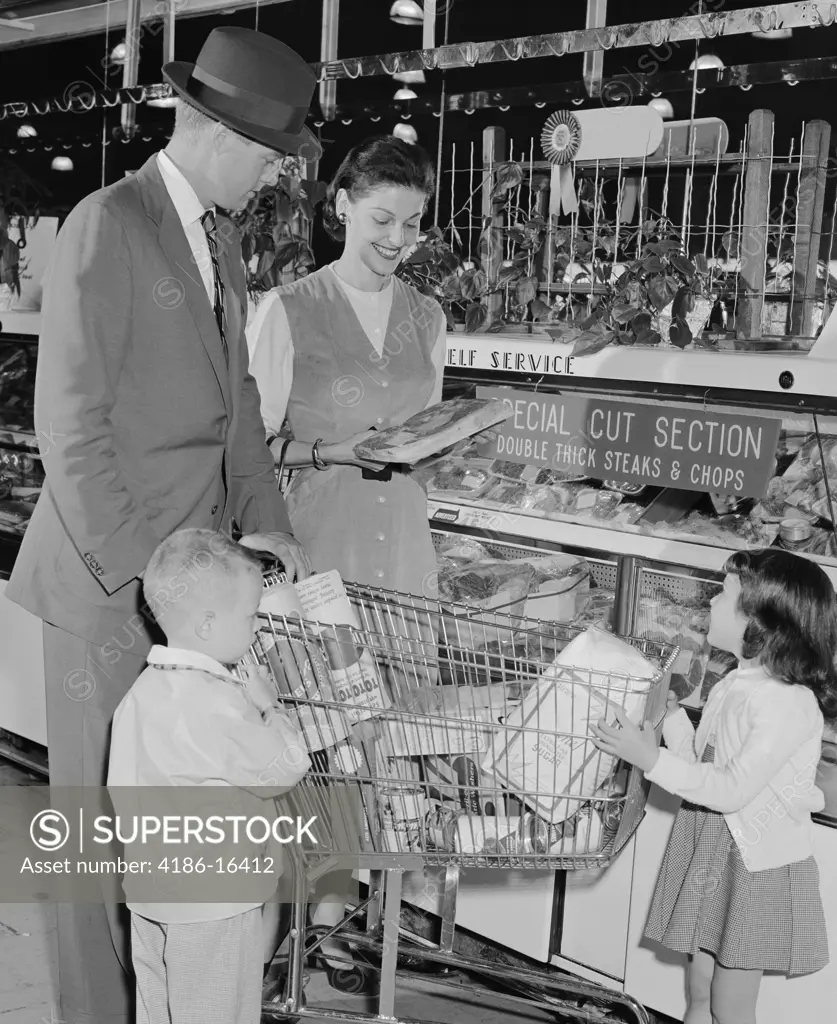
[262, 972, 305, 1024]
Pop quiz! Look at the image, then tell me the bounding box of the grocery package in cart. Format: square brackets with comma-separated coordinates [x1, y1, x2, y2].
[243, 571, 678, 871]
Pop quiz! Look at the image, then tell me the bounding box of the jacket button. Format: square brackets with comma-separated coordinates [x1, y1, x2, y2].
[211, 504, 218, 515]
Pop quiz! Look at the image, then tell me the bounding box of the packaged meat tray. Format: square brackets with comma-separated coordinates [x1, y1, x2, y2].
[354, 397, 512, 465]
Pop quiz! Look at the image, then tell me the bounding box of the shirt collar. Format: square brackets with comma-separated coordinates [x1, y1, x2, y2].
[147, 644, 239, 682]
[157, 150, 213, 229]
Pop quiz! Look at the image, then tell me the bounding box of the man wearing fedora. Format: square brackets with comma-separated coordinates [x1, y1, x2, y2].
[6, 27, 320, 1024]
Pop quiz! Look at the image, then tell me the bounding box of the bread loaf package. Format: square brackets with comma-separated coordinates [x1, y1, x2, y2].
[483, 627, 659, 823]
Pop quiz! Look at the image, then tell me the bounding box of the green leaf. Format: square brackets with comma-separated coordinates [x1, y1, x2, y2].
[406, 246, 432, 264]
[572, 329, 615, 357]
[516, 276, 538, 306]
[671, 254, 696, 280]
[631, 311, 653, 332]
[492, 161, 524, 199]
[498, 263, 524, 287]
[442, 274, 462, 300]
[641, 254, 665, 274]
[672, 285, 694, 319]
[647, 274, 677, 310]
[273, 240, 300, 270]
[722, 231, 740, 258]
[530, 298, 552, 322]
[669, 316, 692, 348]
[611, 302, 639, 325]
[635, 327, 662, 346]
[444, 305, 457, 331]
[465, 301, 487, 334]
[486, 319, 508, 334]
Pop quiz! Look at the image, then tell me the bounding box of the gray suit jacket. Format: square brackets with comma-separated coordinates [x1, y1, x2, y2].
[6, 154, 290, 649]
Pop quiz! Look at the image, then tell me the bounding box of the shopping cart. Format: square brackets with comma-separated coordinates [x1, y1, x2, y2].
[242, 580, 679, 1024]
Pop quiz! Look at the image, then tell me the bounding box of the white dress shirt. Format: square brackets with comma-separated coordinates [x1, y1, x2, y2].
[156, 150, 215, 303]
[108, 644, 310, 923]
[647, 662, 825, 871]
[246, 263, 447, 437]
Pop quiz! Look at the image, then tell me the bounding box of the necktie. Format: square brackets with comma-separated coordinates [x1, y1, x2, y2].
[201, 209, 228, 362]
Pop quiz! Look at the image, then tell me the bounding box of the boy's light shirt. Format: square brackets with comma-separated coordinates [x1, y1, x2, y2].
[108, 644, 311, 924]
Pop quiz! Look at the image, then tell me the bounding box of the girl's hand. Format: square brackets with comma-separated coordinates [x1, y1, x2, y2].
[320, 429, 389, 472]
[666, 689, 681, 718]
[591, 704, 660, 773]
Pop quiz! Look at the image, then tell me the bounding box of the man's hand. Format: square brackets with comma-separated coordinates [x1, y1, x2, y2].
[239, 532, 312, 581]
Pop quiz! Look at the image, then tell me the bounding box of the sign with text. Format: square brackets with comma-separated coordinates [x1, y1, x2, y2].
[475, 387, 781, 497]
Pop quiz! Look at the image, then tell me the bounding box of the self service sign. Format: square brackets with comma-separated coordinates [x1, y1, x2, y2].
[475, 387, 781, 497]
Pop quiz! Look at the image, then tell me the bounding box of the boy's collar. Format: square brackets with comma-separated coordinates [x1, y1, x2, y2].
[147, 644, 239, 682]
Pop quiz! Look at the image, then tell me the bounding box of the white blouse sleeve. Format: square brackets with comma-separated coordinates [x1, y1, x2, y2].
[428, 320, 447, 408]
[246, 290, 294, 437]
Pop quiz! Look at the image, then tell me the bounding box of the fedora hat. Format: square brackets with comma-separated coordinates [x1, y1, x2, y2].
[163, 27, 322, 159]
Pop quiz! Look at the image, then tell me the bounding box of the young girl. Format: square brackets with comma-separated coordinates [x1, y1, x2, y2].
[593, 548, 836, 1024]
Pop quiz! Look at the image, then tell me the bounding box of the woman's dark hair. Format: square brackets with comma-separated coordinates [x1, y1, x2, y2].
[322, 136, 436, 241]
[725, 548, 837, 718]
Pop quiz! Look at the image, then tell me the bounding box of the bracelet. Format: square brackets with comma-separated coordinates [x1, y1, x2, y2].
[312, 438, 329, 471]
[276, 437, 293, 479]
[265, 432, 280, 450]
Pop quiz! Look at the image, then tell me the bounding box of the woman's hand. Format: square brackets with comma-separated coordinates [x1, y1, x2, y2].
[320, 429, 390, 472]
[591, 704, 660, 773]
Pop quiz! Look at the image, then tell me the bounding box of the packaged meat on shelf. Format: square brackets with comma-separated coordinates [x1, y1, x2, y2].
[417, 424, 837, 564]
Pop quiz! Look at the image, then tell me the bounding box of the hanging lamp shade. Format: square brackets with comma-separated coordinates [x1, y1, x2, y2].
[689, 54, 724, 71]
[16, 124, 37, 138]
[110, 41, 127, 65]
[648, 98, 674, 120]
[51, 156, 74, 171]
[389, 0, 422, 26]
[752, 28, 793, 40]
[394, 86, 418, 101]
[393, 123, 418, 144]
[393, 69, 426, 85]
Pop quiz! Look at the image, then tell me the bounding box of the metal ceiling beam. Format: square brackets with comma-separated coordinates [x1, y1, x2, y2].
[583, 0, 606, 98]
[0, 0, 289, 51]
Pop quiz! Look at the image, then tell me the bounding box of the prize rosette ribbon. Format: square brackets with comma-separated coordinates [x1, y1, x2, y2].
[541, 111, 582, 217]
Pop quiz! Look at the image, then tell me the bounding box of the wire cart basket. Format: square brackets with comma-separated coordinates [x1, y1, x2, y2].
[242, 577, 679, 1024]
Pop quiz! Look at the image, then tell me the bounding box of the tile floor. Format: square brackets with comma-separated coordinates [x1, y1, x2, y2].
[0, 757, 665, 1024]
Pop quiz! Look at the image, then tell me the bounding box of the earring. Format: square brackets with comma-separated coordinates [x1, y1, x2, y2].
[338, 212, 347, 224]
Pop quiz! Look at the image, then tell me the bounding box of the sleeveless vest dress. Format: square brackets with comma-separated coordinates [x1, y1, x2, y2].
[276, 266, 445, 692]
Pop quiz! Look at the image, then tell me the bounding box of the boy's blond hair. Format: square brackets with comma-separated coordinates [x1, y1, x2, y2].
[143, 529, 262, 622]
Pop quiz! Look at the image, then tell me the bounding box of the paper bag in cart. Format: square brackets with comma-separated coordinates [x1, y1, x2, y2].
[482, 628, 658, 824]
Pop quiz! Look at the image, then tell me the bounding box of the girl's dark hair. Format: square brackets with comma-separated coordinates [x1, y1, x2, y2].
[322, 136, 436, 241]
[725, 548, 837, 718]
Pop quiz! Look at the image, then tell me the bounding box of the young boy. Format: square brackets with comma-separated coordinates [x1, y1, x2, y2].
[108, 528, 310, 1024]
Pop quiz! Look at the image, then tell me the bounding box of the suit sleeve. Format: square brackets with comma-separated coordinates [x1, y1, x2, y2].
[34, 199, 159, 594]
[226, 240, 292, 535]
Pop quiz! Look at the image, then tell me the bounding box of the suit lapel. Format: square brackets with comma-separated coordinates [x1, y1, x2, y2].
[136, 156, 233, 416]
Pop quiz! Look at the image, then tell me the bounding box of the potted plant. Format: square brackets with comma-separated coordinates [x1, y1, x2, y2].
[233, 155, 327, 301]
[398, 162, 551, 334]
[548, 215, 715, 356]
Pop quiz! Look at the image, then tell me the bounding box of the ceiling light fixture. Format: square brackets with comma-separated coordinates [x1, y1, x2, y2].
[689, 54, 725, 71]
[389, 0, 422, 26]
[648, 97, 674, 120]
[752, 28, 793, 40]
[51, 156, 74, 171]
[16, 124, 37, 138]
[110, 41, 127, 65]
[394, 86, 418, 101]
[393, 123, 418, 144]
[393, 70, 426, 85]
